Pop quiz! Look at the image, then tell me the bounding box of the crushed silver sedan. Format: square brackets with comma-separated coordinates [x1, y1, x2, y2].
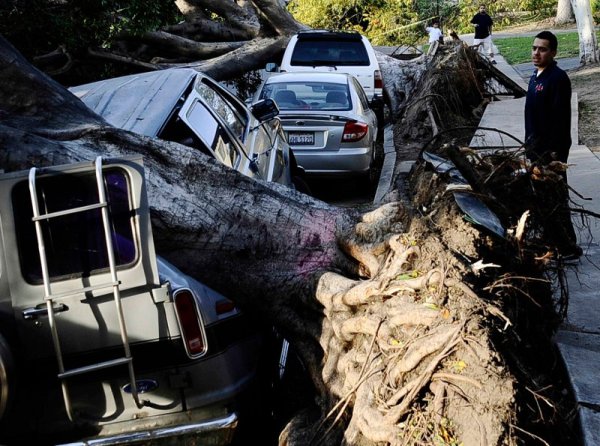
[252, 72, 379, 178]
[70, 68, 301, 188]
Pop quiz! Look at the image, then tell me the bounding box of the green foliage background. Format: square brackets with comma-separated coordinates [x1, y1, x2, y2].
[2, 0, 587, 57]
[288, 0, 561, 45]
[1, 0, 180, 60]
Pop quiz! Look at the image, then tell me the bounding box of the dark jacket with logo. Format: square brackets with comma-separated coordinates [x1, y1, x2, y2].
[470, 13, 493, 39]
[524, 61, 572, 163]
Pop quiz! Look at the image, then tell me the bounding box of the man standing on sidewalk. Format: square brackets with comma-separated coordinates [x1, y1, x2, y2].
[524, 30, 579, 257]
[470, 5, 496, 63]
[524, 30, 572, 164]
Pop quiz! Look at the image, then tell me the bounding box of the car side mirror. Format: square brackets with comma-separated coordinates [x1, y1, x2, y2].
[265, 63, 280, 73]
[251, 99, 280, 122]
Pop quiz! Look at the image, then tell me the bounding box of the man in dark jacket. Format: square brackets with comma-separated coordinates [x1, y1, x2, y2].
[524, 30, 572, 163]
[524, 31, 579, 257]
[470, 5, 495, 63]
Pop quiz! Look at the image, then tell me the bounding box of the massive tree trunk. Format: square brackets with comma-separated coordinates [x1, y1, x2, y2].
[555, 0, 575, 25]
[571, 0, 599, 64]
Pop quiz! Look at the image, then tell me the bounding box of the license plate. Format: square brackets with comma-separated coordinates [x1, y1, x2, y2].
[288, 132, 314, 145]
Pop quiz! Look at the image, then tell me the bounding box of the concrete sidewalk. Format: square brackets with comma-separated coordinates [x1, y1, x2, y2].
[468, 50, 600, 446]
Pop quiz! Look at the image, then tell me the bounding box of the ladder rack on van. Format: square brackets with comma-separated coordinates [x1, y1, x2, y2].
[28, 156, 145, 421]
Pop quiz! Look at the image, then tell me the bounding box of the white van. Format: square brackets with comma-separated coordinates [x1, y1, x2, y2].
[275, 30, 383, 102]
[0, 157, 262, 445]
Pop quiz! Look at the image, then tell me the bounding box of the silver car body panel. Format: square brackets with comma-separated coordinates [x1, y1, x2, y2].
[69, 69, 196, 137]
[58, 413, 238, 446]
[255, 72, 377, 175]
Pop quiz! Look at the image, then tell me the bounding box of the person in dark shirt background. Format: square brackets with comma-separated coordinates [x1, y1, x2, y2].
[524, 30, 572, 164]
[470, 5, 495, 64]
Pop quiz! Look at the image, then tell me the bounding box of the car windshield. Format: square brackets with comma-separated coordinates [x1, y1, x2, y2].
[262, 81, 352, 111]
[290, 40, 370, 67]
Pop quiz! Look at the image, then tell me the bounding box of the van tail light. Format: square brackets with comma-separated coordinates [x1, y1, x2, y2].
[342, 120, 368, 142]
[374, 70, 383, 89]
[174, 289, 207, 358]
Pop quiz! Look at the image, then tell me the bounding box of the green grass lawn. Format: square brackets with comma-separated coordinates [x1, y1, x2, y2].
[493, 31, 600, 64]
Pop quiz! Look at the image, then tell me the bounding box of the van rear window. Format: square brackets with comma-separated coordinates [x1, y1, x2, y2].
[290, 40, 370, 67]
[12, 169, 136, 284]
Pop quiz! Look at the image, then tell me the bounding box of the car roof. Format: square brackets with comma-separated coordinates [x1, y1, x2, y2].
[266, 72, 352, 85]
[69, 68, 199, 137]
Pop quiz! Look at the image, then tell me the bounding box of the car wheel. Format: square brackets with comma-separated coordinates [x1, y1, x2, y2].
[292, 175, 312, 196]
[0, 333, 15, 423]
[289, 151, 312, 195]
[367, 143, 382, 190]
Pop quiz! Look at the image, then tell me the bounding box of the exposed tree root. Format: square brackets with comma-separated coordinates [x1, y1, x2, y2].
[290, 198, 517, 445]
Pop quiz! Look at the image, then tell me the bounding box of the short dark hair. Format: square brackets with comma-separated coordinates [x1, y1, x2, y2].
[535, 31, 558, 51]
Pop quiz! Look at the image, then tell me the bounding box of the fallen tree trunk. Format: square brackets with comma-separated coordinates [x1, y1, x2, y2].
[0, 36, 576, 446]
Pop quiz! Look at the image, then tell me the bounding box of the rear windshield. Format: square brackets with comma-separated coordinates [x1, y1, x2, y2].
[261, 81, 352, 111]
[13, 169, 136, 284]
[290, 40, 370, 67]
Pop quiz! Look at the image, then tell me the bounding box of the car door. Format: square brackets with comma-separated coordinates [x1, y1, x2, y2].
[0, 158, 169, 361]
[178, 87, 248, 174]
[246, 117, 293, 185]
[179, 94, 245, 172]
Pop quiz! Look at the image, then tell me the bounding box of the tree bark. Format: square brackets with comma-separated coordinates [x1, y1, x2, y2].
[0, 31, 361, 400]
[163, 18, 252, 42]
[179, 0, 262, 37]
[161, 36, 290, 79]
[571, 0, 599, 64]
[124, 31, 247, 61]
[555, 0, 574, 25]
[19, 0, 306, 83]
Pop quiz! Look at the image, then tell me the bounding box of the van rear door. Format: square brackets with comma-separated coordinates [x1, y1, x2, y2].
[0, 157, 170, 361]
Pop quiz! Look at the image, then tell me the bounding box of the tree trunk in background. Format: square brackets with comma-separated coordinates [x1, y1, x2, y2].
[555, 0, 574, 25]
[17, 0, 306, 82]
[571, 0, 599, 64]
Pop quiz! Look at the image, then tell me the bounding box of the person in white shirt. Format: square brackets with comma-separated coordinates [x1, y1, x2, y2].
[425, 20, 443, 45]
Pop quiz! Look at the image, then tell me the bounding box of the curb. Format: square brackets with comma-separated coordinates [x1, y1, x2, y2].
[374, 125, 397, 203]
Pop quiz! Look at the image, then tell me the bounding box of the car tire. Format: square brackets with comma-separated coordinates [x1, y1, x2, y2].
[0, 333, 15, 423]
[375, 105, 385, 143]
[292, 175, 312, 195]
[367, 143, 382, 191]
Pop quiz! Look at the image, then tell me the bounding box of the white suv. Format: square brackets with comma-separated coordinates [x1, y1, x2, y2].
[274, 30, 383, 103]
